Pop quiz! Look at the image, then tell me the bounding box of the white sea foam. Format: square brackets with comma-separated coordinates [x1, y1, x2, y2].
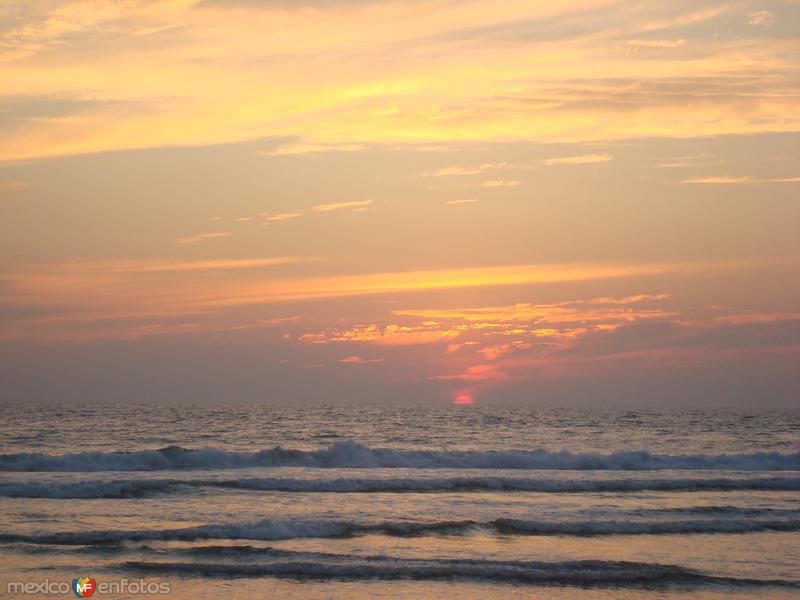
[1, 441, 798, 472]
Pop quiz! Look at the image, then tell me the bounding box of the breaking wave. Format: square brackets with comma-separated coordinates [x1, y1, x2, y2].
[2, 512, 799, 545]
[120, 557, 798, 587]
[9, 541, 800, 588]
[1, 476, 799, 498]
[2, 441, 798, 472]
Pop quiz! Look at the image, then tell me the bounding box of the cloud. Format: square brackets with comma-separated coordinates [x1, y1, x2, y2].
[262, 211, 304, 222]
[263, 142, 368, 156]
[109, 257, 311, 273]
[2, 2, 799, 161]
[682, 176, 800, 184]
[425, 154, 613, 179]
[479, 344, 515, 360]
[429, 363, 510, 382]
[587, 293, 671, 304]
[2, 258, 791, 344]
[312, 199, 372, 212]
[544, 154, 614, 166]
[257, 315, 303, 326]
[747, 10, 775, 26]
[239, 260, 738, 306]
[683, 176, 751, 184]
[626, 39, 686, 48]
[394, 294, 673, 321]
[445, 198, 479, 205]
[290, 290, 800, 393]
[430, 165, 497, 176]
[653, 153, 718, 168]
[301, 323, 461, 346]
[421, 310, 800, 392]
[198, 0, 389, 9]
[175, 231, 231, 245]
[131, 24, 183, 38]
[426, 162, 536, 177]
[0, 180, 26, 190]
[713, 312, 800, 326]
[480, 179, 520, 188]
[1, 1, 179, 49]
[393, 301, 676, 329]
[337, 355, 384, 364]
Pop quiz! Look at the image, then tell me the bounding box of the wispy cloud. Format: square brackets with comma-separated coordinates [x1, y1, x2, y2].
[747, 10, 775, 26]
[445, 198, 480, 205]
[587, 293, 671, 305]
[426, 162, 536, 177]
[653, 153, 717, 169]
[421, 154, 614, 180]
[302, 324, 461, 346]
[429, 363, 510, 383]
[480, 343, 520, 360]
[393, 295, 676, 325]
[425, 315, 800, 390]
[388, 294, 800, 393]
[544, 154, 614, 166]
[262, 211, 304, 222]
[0, 180, 27, 190]
[312, 199, 373, 212]
[264, 142, 367, 156]
[2, 2, 798, 161]
[55, 256, 316, 278]
[425, 154, 617, 178]
[257, 316, 303, 326]
[117, 257, 311, 273]
[175, 231, 231, 245]
[11, 259, 773, 319]
[626, 39, 686, 48]
[2, 259, 785, 343]
[683, 176, 800, 184]
[337, 355, 384, 364]
[430, 165, 496, 176]
[480, 180, 520, 188]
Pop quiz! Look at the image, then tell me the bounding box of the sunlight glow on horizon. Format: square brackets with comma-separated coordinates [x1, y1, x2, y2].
[453, 394, 476, 406]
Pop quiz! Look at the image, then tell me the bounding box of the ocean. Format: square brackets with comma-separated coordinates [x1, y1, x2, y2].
[0, 404, 798, 599]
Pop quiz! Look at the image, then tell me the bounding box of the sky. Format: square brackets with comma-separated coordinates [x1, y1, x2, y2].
[0, 0, 798, 407]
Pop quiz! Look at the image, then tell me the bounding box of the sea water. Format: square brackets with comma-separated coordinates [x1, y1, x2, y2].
[0, 404, 798, 599]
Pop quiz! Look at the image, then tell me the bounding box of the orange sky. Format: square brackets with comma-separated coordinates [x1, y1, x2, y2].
[0, 0, 798, 406]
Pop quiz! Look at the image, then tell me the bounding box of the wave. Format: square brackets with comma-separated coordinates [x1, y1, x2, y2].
[2, 476, 799, 498]
[3, 513, 799, 545]
[120, 557, 798, 587]
[1, 441, 798, 472]
[0, 480, 179, 499]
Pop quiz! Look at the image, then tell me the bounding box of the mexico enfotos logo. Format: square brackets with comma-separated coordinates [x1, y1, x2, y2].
[7, 577, 171, 596]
